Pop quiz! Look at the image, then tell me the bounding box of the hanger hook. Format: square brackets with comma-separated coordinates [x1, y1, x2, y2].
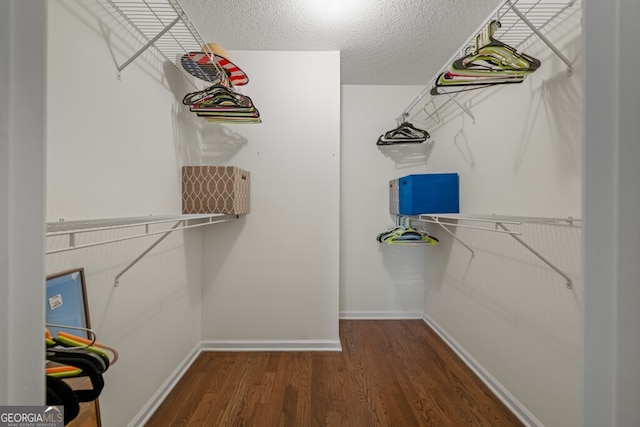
[396, 112, 409, 127]
[46, 323, 97, 348]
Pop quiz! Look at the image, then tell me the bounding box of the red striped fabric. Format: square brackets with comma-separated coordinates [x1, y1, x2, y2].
[216, 57, 248, 86]
[184, 52, 249, 86]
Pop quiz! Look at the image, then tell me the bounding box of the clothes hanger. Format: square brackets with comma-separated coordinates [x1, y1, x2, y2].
[45, 344, 108, 425]
[376, 216, 439, 245]
[430, 71, 525, 96]
[194, 108, 261, 120]
[182, 84, 238, 105]
[46, 347, 106, 402]
[451, 48, 540, 77]
[388, 122, 430, 139]
[184, 86, 254, 109]
[57, 331, 118, 364]
[46, 323, 97, 347]
[377, 226, 439, 245]
[187, 86, 261, 123]
[451, 20, 541, 76]
[377, 122, 430, 145]
[46, 375, 80, 425]
[46, 329, 118, 367]
[436, 70, 526, 86]
[431, 20, 540, 96]
[45, 327, 109, 404]
[45, 325, 117, 397]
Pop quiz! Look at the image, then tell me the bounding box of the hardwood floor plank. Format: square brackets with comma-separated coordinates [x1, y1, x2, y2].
[149, 358, 209, 425]
[212, 353, 268, 426]
[145, 320, 523, 426]
[382, 323, 451, 426]
[178, 354, 237, 425]
[340, 321, 393, 426]
[291, 353, 311, 427]
[246, 353, 289, 426]
[357, 321, 431, 426]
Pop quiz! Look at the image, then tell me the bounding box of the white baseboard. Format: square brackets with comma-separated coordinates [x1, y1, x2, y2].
[421, 314, 542, 427]
[128, 344, 202, 427]
[201, 339, 342, 352]
[340, 310, 424, 319]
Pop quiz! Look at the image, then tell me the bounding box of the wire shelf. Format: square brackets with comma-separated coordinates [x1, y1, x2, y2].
[416, 213, 581, 288]
[46, 214, 237, 254]
[398, 0, 579, 133]
[106, 0, 224, 87]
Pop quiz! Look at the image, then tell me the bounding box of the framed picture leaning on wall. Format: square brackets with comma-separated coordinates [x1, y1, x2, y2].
[46, 268, 102, 427]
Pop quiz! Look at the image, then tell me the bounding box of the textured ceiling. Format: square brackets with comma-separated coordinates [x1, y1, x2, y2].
[179, 0, 501, 85]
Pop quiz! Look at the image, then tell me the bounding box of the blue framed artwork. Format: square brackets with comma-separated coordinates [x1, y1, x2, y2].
[46, 268, 102, 426]
[46, 268, 91, 339]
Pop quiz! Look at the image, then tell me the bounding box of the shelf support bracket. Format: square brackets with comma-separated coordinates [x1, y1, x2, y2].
[114, 220, 183, 287]
[115, 14, 182, 76]
[507, 0, 574, 75]
[445, 93, 475, 124]
[496, 222, 573, 289]
[427, 216, 475, 258]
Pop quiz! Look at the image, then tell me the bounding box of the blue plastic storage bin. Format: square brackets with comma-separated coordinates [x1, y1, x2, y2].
[390, 173, 459, 215]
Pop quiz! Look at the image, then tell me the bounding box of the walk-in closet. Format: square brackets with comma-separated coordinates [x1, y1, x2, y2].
[2, 0, 639, 426]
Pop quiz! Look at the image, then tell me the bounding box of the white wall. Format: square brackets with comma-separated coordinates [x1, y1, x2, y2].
[46, 1, 205, 425]
[583, 0, 640, 426]
[46, 1, 187, 219]
[199, 51, 341, 348]
[340, 85, 429, 318]
[0, 0, 47, 406]
[418, 6, 583, 427]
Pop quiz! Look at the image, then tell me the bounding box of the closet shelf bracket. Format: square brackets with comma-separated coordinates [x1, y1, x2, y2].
[114, 220, 181, 286]
[112, 214, 237, 286]
[115, 14, 181, 77]
[428, 219, 475, 258]
[496, 222, 573, 289]
[445, 93, 475, 124]
[506, 0, 575, 76]
[418, 214, 579, 289]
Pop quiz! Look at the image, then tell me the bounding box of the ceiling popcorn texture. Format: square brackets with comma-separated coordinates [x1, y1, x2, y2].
[180, 0, 501, 85]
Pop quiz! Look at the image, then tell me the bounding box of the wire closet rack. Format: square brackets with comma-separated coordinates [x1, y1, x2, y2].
[105, 0, 225, 88]
[397, 0, 580, 133]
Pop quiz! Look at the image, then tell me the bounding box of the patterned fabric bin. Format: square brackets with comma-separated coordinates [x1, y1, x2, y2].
[182, 166, 250, 215]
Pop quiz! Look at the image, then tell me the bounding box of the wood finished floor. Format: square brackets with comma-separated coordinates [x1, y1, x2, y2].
[146, 320, 523, 426]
